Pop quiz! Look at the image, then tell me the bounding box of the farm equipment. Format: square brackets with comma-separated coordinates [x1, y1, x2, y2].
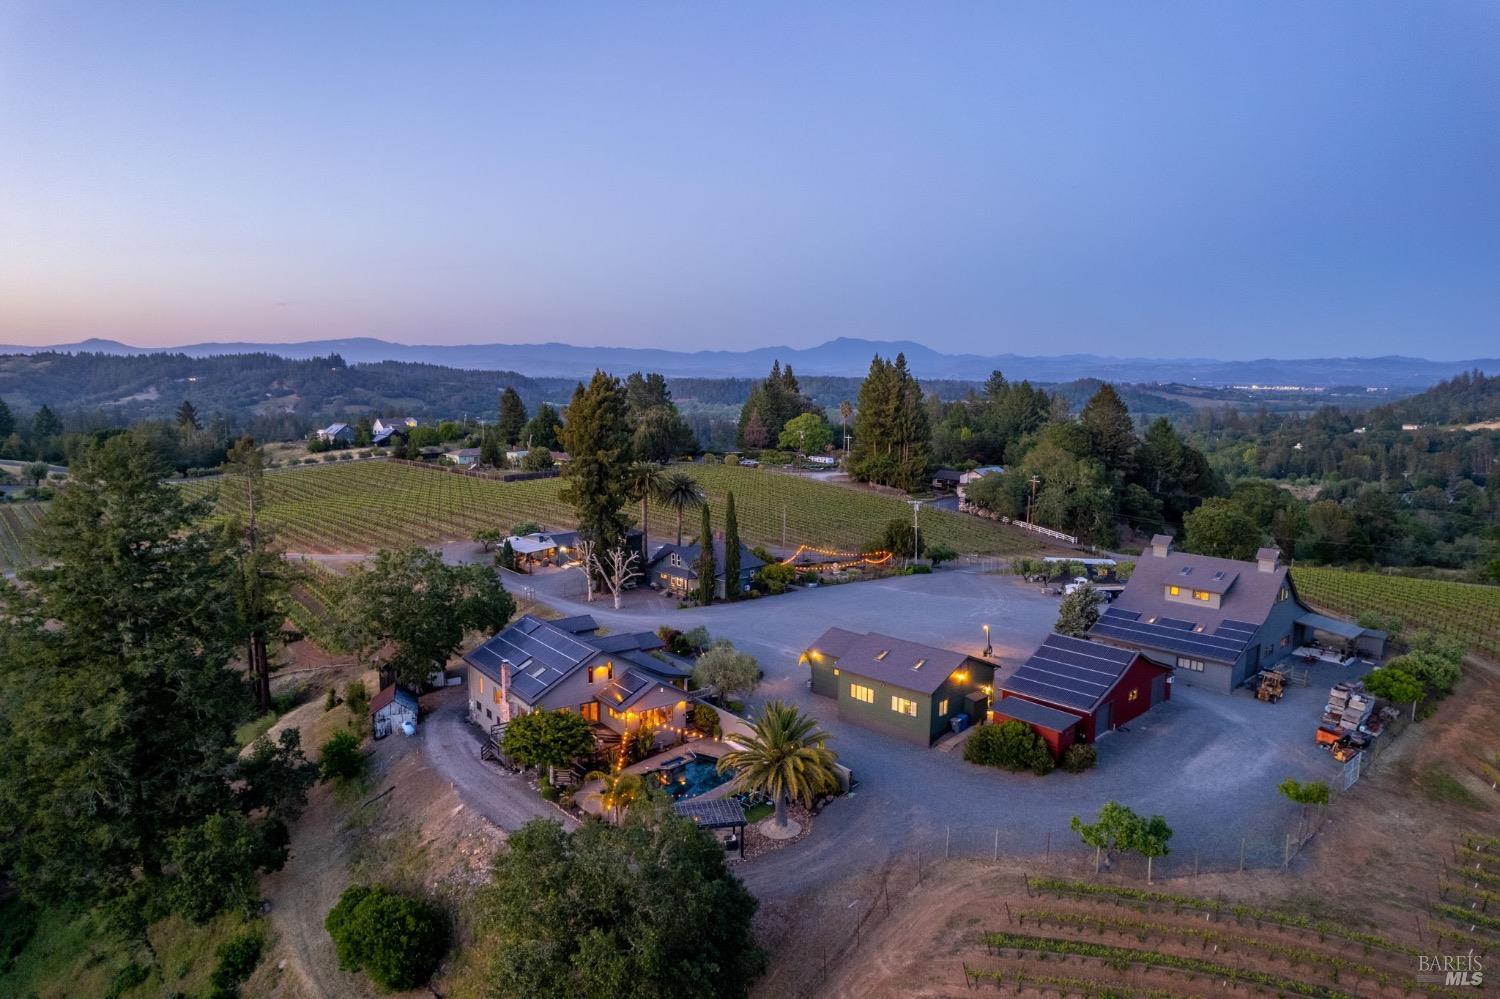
[1254, 668, 1287, 703]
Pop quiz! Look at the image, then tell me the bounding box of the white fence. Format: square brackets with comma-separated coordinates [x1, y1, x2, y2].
[957, 501, 1079, 544]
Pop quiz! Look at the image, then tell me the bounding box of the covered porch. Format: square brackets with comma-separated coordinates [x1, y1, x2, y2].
[1295, 612, 1386, 663]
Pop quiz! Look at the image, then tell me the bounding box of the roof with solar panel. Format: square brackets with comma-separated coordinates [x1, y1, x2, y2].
[1004, 633, 1147, 712]
[1088, 536, 1305, 663]
[463, 614, 680, 704]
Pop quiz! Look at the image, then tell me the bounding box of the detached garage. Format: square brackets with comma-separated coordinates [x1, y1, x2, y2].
[998, 634, 1171, 751]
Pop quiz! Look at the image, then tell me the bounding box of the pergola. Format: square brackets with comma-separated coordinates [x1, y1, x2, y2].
[673, 798, 748, 858]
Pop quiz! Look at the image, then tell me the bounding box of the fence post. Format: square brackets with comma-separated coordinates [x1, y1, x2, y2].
[946, 825, 951, 859]
[1045, 831, 1051, 862]
[1284, 832, 1291, 867]
[994, 828, 999, 863]
[1239, 838, 1245, 872]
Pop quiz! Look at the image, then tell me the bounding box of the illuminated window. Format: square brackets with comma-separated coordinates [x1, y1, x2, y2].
[1128, 689, 1139, 702]
[1168, 585, 1180, 596]
[478, 677, 485, 695]
[1193, 590, 1210, 601]
[590, 663, 613, 683]
[833, 667, 840, 676]
[1176, 656, 1205, 672]
[938, 698, 950, 716]
[493, 688, 502, 705]
[890, 696, 917, 717]
[849, 683, 875, 704]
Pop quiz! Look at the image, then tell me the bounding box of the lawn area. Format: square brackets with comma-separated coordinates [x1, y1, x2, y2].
[184, 459, 1038, 556]
[1292, 566, 1500, 660]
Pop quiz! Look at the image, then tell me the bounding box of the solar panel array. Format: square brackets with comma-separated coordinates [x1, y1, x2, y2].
[464, 614, 597, 702]
[1003, 634, 1137, 712]
[1089, 607, 1254, 663]
[596, 668, 654, 708]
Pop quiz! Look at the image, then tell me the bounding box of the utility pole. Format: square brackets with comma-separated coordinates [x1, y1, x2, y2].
[1027, 475, 1040, 526]
[907, 499, 922, 567]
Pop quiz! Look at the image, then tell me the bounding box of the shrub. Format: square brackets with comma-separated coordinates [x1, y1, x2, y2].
[320, 729, 365, 781]
[323, 687, 338, 712]
[690, 702, 723, 738]
[965, 720, 1054, 774]
[539, 780, 560, 801]
[344, 680, 370, 726]
[105, 961, 150, 999]
[1061, 743, 1097, 774]
[208, 931, 265, 999]
[325, 885, 448, 991]
[1361, 665, 1423, 704]
[723, 453, 739, 466]
[756, 562, 796, 594]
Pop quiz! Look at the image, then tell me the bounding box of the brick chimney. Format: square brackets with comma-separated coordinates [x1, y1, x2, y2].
[499, 660, 512, 723]
[1255, 546, 1281, 573]
[1150, 534, 1173, 558]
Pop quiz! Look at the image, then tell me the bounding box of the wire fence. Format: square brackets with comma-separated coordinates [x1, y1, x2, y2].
[783, 819, 1325, 999]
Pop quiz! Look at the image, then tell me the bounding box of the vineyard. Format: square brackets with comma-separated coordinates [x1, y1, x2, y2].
[0, 503, 45, 573]
[935, 875, 1459, 999]
[180, 460, 1039, 556]
[1292, 566, 1500, 660]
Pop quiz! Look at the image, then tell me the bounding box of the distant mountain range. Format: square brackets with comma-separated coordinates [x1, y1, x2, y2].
[2, 336, 1496, 388]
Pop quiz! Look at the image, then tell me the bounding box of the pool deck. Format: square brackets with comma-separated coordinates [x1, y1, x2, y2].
[576, 738, 741, 820]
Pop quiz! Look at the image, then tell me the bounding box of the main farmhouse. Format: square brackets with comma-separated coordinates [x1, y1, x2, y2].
[645, 539, 763, 600]
[463, 614, 694, 744]
[1087, 535, 1379, 694]
[804, 628, 994, 745]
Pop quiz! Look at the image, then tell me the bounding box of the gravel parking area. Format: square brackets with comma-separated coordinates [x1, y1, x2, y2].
[426, 561, 1359, 894]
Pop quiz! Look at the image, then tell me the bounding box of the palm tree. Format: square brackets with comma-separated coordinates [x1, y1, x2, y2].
[717, 701, 839, 831]
[660, 470, 705, 545]
[584, 766, 647, 824]
[627, 462, 667, 563]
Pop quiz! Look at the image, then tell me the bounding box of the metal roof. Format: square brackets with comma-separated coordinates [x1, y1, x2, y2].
[550, 614, 598, 634]
[993, 695, 1083, 732]
[1297, 611, 1365, 640]
[673, 797, 746, 828]
[1003, 634, 1143, 713]
[807, 627, 978, 696]
[1089, 607, 1254, 664]
[592, 631, 664, 654]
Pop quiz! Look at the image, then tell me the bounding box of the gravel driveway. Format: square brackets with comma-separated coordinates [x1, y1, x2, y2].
[421, 559, 1351, 895]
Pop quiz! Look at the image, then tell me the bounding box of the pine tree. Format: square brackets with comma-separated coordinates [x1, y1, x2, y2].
[521, 403, 564, 451]
[225, 437, 292, 714]
[722, 491, 741, 600]
[558, 372, 633, 554]
[498, 387, 528, 445]
[176, 399, 202, 431]
[31, 404, 61, 440]
[743, 409, 768, 448]
[849, 353, 930, 491]
[1079, 383, 1137, 476]
[695, 502, 716, 605]
[0, 396, 12, 439]
[0, 436, 245, 902]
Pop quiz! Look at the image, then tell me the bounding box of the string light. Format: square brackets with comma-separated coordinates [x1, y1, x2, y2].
[779, 544, 894, 568]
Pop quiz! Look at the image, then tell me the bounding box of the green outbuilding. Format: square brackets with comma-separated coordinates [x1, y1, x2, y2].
[804, 627, 993, 745]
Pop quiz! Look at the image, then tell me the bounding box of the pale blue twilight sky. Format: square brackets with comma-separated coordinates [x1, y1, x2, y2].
[1, 2, 1497, 357]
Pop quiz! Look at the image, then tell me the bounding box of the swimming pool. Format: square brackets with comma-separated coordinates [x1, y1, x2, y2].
[654, 753, 736, 800]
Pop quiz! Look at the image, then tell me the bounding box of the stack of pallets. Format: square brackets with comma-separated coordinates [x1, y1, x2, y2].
[1323, 681, 1373, 732]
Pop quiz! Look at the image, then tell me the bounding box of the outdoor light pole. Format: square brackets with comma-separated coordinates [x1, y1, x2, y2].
[983, 623, 992, 658]
[907, 499, 922, 568]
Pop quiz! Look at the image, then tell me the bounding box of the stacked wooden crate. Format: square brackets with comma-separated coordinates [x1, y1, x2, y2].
[1323, 680, 1373, 732]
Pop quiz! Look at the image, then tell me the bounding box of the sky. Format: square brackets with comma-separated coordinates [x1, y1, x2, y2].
[1, 2, 1498, 359]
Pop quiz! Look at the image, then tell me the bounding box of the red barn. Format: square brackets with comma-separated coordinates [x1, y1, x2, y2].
[998, 633, 1171, 752]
